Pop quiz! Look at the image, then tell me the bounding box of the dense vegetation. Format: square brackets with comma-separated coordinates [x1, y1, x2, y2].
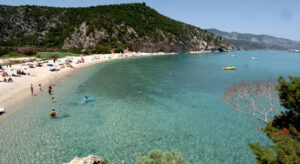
[136, 150, 191, 164]
[0, 3, 233, 54]
[250, 76, 300, 163]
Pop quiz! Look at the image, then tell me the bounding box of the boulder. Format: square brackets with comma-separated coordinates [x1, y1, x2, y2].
[64, 155, 104, 164]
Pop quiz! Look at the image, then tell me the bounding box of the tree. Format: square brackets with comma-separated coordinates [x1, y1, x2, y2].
[277, 76, 300, 114]
[136, 150, 191, 164]
[222, 80, 280, 123]
[249, 76, 300, 164]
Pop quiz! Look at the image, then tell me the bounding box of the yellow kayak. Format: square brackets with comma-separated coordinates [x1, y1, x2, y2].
[223, 67, 236, 70]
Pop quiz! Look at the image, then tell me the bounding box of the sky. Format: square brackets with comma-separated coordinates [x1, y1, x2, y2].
[1, 0, 300, 41]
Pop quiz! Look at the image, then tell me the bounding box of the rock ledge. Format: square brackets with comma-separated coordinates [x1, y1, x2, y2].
[64, 155, 104, 164]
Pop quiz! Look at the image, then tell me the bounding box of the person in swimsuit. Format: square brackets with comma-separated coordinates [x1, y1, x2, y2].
[82, 96, 88, 103]
[50, 109, 57, 117]
[51, 97, 55, 103]
[30, 84, 34, 95]
[39, 84, 42, 91]
[48, 85, 52, 95]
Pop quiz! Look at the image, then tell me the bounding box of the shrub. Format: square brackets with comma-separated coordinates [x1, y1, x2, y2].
[83, 49, 90, 54]
[0, 47, 13, 56]
[35, 54, 41, 58]
[9, 51, 23, 57]
[16, 47, 37, 56]
[136, 150, 191, 164]
[95, 45, 111, 54]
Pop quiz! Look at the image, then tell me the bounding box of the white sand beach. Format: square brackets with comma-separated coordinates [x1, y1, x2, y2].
[0, 52, 175, 121]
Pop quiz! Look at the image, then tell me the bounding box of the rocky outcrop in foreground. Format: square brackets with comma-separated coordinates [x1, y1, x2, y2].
[64, 155, 104, 164]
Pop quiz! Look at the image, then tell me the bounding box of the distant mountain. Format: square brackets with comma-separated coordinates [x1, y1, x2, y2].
[207, 28, 300, 50]
[0, 4, 234, 53]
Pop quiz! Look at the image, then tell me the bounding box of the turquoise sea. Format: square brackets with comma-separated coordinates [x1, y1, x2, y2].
[1, 51, 300, 164]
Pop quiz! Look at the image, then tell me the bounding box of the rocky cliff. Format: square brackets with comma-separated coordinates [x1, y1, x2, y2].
[0, 3, 234, 53]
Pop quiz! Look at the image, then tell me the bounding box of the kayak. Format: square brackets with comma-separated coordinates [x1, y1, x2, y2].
[223, 67, 235, 70]
[81, 97, 94, 101]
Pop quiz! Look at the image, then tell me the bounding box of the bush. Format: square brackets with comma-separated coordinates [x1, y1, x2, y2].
[136, 150, 191, 164]
[83, 49, 90, 54]
[0, 47, 13, 56]
[8, 51, 23, 57]
[16, 47, 37, 56]
[95, 45, 111, 54]
[35, 54, 41, 58]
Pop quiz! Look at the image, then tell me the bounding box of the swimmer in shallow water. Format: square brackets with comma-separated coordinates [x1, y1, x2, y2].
[51, 97, 55, 103]
[82, 96, 88, 103]
[50, 109, 57, 117]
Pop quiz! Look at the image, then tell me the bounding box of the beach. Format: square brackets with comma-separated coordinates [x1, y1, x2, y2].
[0, 52, 174, 121]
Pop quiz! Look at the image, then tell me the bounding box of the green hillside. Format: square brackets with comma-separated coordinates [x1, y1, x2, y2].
[0, 3, 233, 53]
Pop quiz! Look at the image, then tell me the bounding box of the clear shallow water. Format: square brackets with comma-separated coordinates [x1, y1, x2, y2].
[1, 51, 300, 164]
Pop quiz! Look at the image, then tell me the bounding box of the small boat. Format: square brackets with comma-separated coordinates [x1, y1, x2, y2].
[250, 57, 258, 60]
[223, 67, 235, 70]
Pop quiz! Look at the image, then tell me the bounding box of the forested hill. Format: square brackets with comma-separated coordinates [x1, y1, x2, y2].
[0, 3, 234, 53]
[208, 28, 300, 50]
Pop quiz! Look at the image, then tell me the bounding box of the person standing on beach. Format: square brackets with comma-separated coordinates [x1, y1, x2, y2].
[39, 84, 42, 91]
[30, 84, 34, 96]
[48, 85, 52, 95]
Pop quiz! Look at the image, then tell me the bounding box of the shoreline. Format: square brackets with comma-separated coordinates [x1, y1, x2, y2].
[0, 52, 176, 122]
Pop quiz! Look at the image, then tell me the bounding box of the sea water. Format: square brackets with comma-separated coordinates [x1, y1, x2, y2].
[1, 51, 300, 164]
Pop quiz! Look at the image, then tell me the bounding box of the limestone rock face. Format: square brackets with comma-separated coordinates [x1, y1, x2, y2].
[64, 155, 104, 164]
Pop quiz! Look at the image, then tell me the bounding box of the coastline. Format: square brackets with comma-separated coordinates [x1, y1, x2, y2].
[0, 52, 176, 122]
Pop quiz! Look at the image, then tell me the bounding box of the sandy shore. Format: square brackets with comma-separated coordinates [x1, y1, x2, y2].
[0, 52, 175, 122]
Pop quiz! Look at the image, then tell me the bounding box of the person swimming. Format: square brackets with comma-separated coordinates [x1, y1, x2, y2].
[82, 96, 88, 103]
[50, 109, 57, 117]
[51, 97, 55, 103]
[48, 85, 52, 95]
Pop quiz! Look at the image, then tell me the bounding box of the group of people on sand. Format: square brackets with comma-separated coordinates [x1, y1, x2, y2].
[1, 77, 14, 82]
[0, 64, 32, 83]
[1, 70, 13, 82]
